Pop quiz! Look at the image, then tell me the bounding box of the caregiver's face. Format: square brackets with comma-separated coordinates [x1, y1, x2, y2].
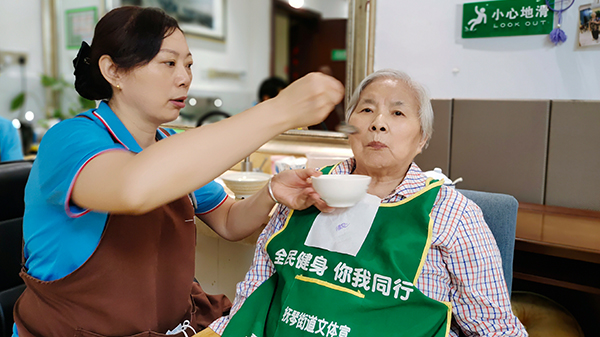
[348, 77, 426, 173]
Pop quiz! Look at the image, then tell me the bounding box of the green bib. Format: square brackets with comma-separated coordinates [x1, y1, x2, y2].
[223, 166, 451, 337]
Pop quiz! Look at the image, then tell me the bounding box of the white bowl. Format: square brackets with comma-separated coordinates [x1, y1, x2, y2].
[221, 171, 271, 200]
[312, 174, 371, 207]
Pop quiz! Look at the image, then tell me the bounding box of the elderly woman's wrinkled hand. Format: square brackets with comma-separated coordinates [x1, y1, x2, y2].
[270, 168, 334, 213]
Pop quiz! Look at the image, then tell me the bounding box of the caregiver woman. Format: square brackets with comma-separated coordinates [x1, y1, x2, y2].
[13, 6, 342, 337]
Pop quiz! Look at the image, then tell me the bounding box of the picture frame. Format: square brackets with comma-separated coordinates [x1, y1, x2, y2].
[578, 3, 600, 47]
[105, 0, 226, 40]
[65, 7, 98, 49]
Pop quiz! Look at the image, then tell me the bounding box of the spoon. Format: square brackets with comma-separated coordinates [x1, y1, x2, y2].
[335, 122, 358, 135]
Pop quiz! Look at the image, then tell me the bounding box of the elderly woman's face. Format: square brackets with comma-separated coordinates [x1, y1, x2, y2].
[348, 78, 426, 174]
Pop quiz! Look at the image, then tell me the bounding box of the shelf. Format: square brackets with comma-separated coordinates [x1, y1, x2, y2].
[516, 202, 600, 264]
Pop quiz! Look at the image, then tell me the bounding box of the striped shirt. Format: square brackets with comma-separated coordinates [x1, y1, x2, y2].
[210, 159, 527, 336]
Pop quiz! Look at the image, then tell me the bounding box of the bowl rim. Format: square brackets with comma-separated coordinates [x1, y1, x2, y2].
[312, 174, 371, 180]
[221, 171, 271, 181]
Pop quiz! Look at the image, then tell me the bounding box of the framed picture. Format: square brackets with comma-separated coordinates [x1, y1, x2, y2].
[578, 3, 600, 47]
[65, 7, 98, 49]
[105, 0, 226, 40]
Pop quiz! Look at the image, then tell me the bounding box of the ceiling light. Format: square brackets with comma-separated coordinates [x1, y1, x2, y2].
[289, 0, 304, 9]
[25, 110, 34, 121]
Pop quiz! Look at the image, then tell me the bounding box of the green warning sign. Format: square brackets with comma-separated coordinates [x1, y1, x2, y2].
[331, 49, 347, 61]
[462, 0, 554, 38]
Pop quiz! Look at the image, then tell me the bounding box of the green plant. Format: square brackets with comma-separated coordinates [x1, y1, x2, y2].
[10, 74, 95, 120]
[10, 92, 26, 112]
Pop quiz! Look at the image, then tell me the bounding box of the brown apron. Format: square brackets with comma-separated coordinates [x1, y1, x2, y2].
[14, 194, 231, 337]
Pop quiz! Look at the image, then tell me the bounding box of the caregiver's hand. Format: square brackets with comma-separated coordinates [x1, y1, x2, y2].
[271, 169, 333, 213]
[272, 72, 344, 130]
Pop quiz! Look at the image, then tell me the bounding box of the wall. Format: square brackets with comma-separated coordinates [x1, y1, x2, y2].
[0, 0, 45, 121]
[184, 0, 271, 114]
[1, 1, 349, 123]
[302, 0, 349, 19]
[374, 0, 600, 100]
[0, 0, 273, 123]
[57, 0, 271, 116]
[276, 0, 349, 19]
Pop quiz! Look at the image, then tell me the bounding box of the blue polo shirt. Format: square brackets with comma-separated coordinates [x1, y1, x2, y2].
[22, 101, 227, 282]
[0, 116, 23, 162]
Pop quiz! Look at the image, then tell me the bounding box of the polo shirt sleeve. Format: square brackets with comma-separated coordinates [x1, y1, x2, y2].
[157, 127, 228, 215]
[193, 181, 228, 215]
[36, 117, 126, 217]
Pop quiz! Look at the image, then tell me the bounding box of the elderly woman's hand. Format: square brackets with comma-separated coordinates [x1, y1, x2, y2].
[270, 168, 333, 213]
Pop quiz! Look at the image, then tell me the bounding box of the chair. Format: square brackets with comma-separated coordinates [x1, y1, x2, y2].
[0, 160, 32, 337]
[0, 160, 32, 222]
[457, 189, 518, 294]
[0, 217, 25, 337]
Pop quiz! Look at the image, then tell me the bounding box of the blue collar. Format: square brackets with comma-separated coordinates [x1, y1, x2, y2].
[78, 101, 170, 154]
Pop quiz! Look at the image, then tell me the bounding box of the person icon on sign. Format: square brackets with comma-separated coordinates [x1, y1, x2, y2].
[468, 6, 487, 31]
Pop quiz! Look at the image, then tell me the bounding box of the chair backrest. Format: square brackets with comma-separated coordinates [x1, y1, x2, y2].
[0, 217, 24, 291]
[0, 160, 33, 222]
[457, 189, 518, 294]
[0, 160, 31, 337]
[0, 216, 25, 336]
[0, 283, 26, 337]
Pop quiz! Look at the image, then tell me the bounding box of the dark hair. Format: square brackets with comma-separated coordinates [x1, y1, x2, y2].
[74, 6, 180, 101]
[258, 77, 287, 102]
[196, 110, 231, 127]
[19, 121, 34, 155]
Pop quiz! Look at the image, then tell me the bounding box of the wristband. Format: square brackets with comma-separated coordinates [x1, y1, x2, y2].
[267, 177, 279, 204]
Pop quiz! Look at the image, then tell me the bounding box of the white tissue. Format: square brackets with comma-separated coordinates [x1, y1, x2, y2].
[305, 193, 380, 257]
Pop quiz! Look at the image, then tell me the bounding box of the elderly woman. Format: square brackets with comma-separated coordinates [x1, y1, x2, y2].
[209, 69, 527, 336]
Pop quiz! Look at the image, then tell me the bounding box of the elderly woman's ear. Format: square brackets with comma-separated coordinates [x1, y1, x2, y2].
[416, 135, 429, 154]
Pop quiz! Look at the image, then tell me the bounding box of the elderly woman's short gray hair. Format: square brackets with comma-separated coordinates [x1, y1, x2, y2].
[345, 69, 434, 147]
